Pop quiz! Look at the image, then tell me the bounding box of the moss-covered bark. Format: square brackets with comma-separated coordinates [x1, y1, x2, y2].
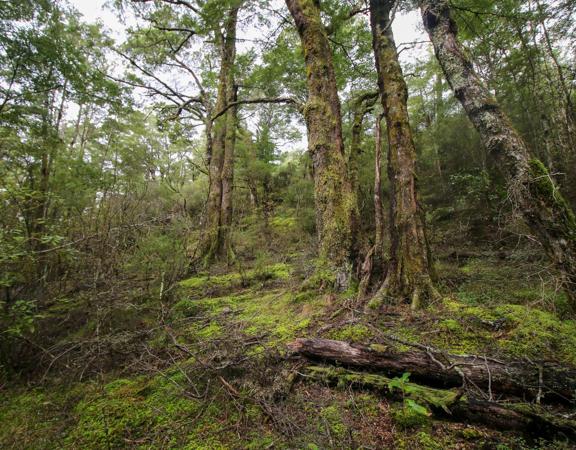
[201, 6, 239, 264]
[220, 83, 238, 260]
[304, 366, 576, 438]
[369, 0, 438, 309]
[421, 0, 576, 313]
[349, 92, 378, 264]
[286, 0, 355, 289]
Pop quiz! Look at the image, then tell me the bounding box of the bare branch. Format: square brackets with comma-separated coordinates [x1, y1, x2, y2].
[210, 97, 302, 122]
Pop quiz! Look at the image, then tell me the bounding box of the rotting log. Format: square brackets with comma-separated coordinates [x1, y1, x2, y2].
[288, 338, 576, 403]
[304, 366, 576, 439]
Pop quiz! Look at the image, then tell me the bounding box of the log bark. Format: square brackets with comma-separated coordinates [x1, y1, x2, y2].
[286, 0, 355, 289]
[304, 365, 576, 439]
[420, 0, 576, 313]
[370, 0, 438, 309]
[288, 338, 576, 403]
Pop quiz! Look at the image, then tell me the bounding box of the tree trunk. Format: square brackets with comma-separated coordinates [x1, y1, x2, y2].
[288, 338, 576, 403]
[369, 0, 438, 309]
[358, 113, 386, 300]
[420, 0, 576, 313]
[220, 83, 238, 260]
[349, 91, 378, 265]
[286, 0, 355, 289]
[201, 6, 239, 264]
[373, 113, 385, 259]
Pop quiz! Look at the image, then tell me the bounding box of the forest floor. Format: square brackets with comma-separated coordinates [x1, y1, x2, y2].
[1, 215, 576, 449]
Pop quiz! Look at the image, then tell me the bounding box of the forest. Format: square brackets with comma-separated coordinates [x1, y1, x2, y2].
[1, 0, 576, 448]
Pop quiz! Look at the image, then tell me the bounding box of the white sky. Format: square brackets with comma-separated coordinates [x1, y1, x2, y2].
[69, 0, 429, 151]
[70, 0, 429, 63]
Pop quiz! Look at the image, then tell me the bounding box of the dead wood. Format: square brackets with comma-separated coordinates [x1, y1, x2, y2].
[288, 338, 576, 403]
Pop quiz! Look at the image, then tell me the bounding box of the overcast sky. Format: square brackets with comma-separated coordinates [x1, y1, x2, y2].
[68, 0, 430, 151]
[69, 0, 429, 63]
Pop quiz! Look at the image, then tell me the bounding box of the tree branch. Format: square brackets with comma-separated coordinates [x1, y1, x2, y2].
[211, 97, 302, 122]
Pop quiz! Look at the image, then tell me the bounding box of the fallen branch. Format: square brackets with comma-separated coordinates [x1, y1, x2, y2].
[288, 338, 576, 403]
[303, 365, 576, 439]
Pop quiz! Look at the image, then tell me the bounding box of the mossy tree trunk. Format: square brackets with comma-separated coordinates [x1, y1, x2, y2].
[286, 0, 355, 289]
[220, 83, 238, 260]
[373, 112, 386, 260]
[421, 0, 576, 313]
[201, 6, 239, 265]
[369, 0, 438, 309]
[349, 92, 378, 265]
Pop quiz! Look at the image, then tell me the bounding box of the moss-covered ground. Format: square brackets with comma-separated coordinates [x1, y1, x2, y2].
[1, 226, 575, 448]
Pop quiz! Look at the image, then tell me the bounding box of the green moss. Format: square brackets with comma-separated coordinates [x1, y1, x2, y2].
[416, 431, 443, 449]
[438, 319, 461, 332]
[391, 403, 430, 430]
[494, 304, 576, 364]
[270, 215, 296, 231]
[179, 263, 291, 295]
[328, 323, 372, 342]
[319, 405, 347, 439]
[528, 159, 576, 234]
[437, 297, 576, 363]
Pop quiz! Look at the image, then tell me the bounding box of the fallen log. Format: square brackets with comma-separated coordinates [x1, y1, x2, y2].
[288, 338, 576, 403]
[304, 365, 576, 439]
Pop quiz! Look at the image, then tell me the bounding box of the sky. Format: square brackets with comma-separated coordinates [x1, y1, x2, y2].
[69, 0, 429, 63]
[68, 0, 430, 151]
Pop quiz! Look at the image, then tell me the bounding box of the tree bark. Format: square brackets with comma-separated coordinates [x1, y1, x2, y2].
[349, 91, 378, 265]
[286, 0, 355, 289]
[220, 83, 238, 260]
[420, 0, 576, 313]
[369, 0, 438, 309]
[373, 113, 386, 259]
[201, 6, 239, 264]
[288, 338, 576, 403]
[304, 365, 576, 439]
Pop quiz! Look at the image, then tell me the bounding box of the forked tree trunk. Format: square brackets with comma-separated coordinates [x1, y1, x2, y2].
[421, 0, 576, 313]
[369, 0, 438, 309]
[286, 0, 355, 289]
[201, 6, 239, 264]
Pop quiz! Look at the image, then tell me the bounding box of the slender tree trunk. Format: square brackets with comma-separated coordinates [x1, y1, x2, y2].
[201, 6, 239, 264]
[421, 0, 576, 313]
[220, 83, 238, 260]
[373, 113, 385, 258]
[286, 0, 355, 289]
[358, 113, 387, 300]
[369, 0, 438, 310]
[349, 92, 378, 265]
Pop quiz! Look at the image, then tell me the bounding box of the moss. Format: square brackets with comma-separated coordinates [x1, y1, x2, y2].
[179, 263, 291, 295]
[438, 318, 461, 332]
[391, 403, 431, 430]
[415, 431, 444, 449]
[494, 304, 576, 364]
[307, 366, 459, 413]
[328, 323, 372, 342]
[437, 297, 576, 363]
[528, 159, 576, 236]
[270, 215, 296, 231]
[318, 405, 347, 439]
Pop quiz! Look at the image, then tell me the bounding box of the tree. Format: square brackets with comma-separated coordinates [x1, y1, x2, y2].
[202, 3, 241, 263]
[285, 0, 356, 289]
[369, 0, 438, 309]
[421, 0, 576, 313]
